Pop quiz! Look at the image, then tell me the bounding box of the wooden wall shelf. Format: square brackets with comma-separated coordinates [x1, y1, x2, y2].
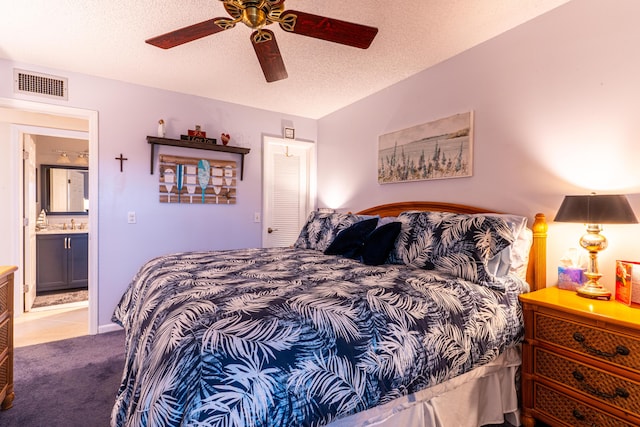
[147, 136, 251, 180]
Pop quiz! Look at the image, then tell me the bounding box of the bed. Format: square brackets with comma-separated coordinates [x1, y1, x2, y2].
[111, 201, 547, 427]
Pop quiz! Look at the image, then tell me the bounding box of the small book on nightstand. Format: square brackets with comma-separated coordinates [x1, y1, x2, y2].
[615, 260, 640, 306]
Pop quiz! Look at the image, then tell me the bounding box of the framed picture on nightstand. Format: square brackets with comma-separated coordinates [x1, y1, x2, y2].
[615, 260, 640, 306]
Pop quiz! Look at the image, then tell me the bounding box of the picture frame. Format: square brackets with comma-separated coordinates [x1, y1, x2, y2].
[284, 127, 295, 139]
[378, 111, 473, 184]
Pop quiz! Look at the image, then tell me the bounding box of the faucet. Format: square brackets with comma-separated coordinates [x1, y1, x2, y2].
[70, 219, 75, 230]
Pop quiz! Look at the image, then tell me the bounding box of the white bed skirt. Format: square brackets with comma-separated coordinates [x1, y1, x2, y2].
[329, 346, 522, 427]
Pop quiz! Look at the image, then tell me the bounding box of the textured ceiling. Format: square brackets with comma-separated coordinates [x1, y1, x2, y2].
[0, 0, 569, 119]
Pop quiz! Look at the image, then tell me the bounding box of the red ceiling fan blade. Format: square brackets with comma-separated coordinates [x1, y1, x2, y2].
[279, 10, 378, 49]
[146, 18, 229, 49]
[251, 30, 288, 83]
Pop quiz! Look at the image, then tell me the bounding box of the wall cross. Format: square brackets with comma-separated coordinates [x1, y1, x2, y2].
[115, 153, 128, 172]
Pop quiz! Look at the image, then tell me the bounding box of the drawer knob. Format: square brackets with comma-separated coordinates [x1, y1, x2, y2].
[573, 409, 603, 427]
[571, 409, 585, 421]
[572, 369, 630, 400]
[572, 332, 630, 358]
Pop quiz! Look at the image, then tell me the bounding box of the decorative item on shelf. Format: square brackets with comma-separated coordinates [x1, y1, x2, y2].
[157, 119, 166, 138]
[188, 125, 206, 138]
[180, 134, 217, 144]
[554, 193, 638, 300]
[221, 133, 230, 145]
[615, 260, 640, 306]
[181, 125, 217, 144]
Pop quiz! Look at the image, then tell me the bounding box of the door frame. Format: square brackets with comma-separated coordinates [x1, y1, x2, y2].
[22, 133, 37, 312]
[262, 135, 316, 247]
[2, 97, 99, 335]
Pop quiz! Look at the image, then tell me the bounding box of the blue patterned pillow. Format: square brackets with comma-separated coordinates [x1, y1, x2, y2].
[324, 218, 379, 258]
[361, 221, 402, 265]
[390, 211, 515, 283]
[294, 212, 372, 251]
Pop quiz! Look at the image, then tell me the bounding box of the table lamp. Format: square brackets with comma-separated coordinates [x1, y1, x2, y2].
[554, 193, 638, 299]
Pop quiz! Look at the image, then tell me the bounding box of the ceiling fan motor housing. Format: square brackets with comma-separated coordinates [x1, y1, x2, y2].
[242, 6, 267, 29]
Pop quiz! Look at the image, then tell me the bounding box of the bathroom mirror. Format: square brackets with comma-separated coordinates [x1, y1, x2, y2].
[41, 165, 89, 215]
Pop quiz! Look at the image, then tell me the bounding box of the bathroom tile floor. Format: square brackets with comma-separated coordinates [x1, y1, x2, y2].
[14, 303, 88, 347]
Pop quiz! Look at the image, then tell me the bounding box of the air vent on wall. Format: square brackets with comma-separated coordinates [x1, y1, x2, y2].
[13, 69, 68, 100]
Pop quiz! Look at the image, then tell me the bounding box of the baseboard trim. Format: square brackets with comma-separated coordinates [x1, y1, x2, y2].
[98, 323, 123, 334]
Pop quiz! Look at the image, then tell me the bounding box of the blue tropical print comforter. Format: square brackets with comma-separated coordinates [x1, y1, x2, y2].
[111, 247, 528, 427]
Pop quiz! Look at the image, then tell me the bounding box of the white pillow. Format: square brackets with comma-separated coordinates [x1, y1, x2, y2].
[510, 227, 533, 279]
[482, 214, 531, 279]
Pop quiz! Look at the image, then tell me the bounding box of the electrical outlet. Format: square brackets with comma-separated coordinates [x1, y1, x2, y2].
[254, 212, 261, 223]
[127, 211, 136, 224]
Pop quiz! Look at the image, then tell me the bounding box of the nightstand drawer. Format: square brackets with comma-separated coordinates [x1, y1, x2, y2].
[535, 382, 635, 427]
[0, 355, 6, 398]
[536, 347, 640, 414]
[0, 279, 7, 317]
[0, 318, 7, 356]
[535, 312, 640, 373]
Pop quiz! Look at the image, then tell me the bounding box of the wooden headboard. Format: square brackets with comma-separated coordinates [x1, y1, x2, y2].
[356, 201, 547, 292]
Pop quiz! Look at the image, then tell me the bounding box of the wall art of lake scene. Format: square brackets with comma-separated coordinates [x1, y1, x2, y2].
[378, 112, 473, 184]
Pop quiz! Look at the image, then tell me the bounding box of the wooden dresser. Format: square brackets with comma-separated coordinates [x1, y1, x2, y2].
[520, 286, 640, 426]
[0, 266, 15, 411]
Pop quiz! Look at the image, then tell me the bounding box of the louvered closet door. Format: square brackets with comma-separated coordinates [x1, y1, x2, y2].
[262, 136, 316, 248]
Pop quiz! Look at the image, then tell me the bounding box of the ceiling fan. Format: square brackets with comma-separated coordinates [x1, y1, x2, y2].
[145, 0, 378, 83]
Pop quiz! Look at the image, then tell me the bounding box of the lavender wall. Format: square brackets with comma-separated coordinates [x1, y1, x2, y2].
[3, 0, 640, 330]
[317, 0, 640, 293]
[0, 60, 317, 329]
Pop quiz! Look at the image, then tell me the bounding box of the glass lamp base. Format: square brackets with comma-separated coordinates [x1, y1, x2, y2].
[576, 282, 611, 300]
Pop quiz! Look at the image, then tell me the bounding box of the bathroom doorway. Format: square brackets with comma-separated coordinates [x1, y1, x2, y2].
[24, 132, 90, 313]
[1, 97, 99, 339]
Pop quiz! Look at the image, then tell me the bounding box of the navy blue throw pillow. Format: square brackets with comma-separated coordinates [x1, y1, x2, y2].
[361, 222, 402, 265]
[324, 218, 379, 258]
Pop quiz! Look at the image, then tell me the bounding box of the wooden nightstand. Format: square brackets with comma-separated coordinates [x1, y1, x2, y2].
[519, 286, 640, 426]
[0, 266, 16, 411]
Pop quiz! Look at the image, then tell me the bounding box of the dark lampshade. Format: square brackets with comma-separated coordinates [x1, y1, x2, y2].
[554, 194, 638, 224]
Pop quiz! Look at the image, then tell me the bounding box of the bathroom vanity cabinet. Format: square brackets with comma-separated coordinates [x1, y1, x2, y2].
[36, 232, 88, 293]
